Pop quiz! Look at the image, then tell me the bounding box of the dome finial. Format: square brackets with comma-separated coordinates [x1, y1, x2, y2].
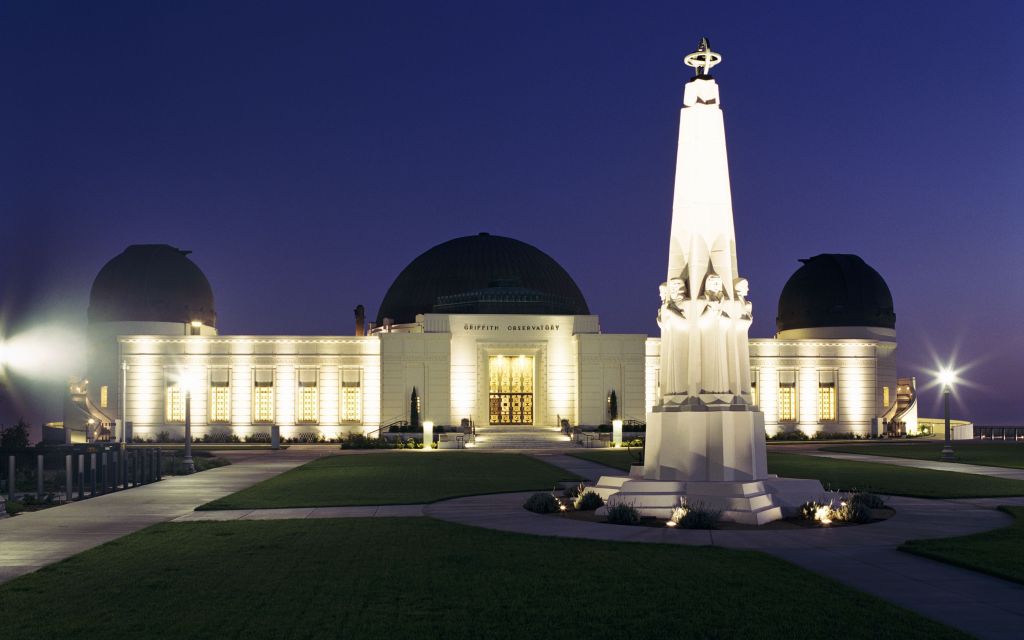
[684, 37, 721, 76]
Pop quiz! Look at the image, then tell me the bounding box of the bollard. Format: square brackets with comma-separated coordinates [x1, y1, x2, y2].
[156, 449, 162, 481]
[65, 454, 73, 502]
[271, 424, 280, 450]
[37, 454, 44, 499]
[90, 453, 97, 497]
[8, 455, 15, 504]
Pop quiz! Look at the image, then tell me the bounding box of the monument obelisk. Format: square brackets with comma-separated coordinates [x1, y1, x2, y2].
[596, 39, 822, 524]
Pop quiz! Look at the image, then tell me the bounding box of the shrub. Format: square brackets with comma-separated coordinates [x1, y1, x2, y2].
[574, 491, 604, 511]
[523, 492, 560, 514]
[767, 430, 809, 442]
[850, 491, 886, 509]
[833, 500, 872, 524]
[5, 500, 25, 516]
[677, 501, 720, 529]
[0, 418, 31, 449]
[155, 431, 172, 443]
[245, 432, 272, 443]
[606, 502, 641, 526]
[799, 501, 823, 521]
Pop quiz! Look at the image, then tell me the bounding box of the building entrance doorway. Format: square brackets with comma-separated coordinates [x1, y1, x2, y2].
[488, 355, 534, 425]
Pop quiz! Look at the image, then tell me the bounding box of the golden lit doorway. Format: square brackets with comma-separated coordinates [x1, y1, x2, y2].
[488, 355, 534, 425]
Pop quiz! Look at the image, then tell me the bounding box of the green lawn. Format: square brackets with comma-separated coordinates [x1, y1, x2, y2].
[199, 452, 579, 510]
[901, 506, 1024, 584]
[0, 518, 967, 640]
[822, 442, 1024, 470]
[568, 450, 1024, 498]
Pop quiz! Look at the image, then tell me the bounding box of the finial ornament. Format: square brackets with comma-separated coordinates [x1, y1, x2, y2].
[683, 37, 721, 76]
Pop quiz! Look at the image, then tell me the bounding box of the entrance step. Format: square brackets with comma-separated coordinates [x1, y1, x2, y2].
[470, 426, 572, 450]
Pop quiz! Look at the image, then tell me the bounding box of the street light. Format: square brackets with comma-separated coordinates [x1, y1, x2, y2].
[181, 370, 197, 474]
[939, 367, 956, 462]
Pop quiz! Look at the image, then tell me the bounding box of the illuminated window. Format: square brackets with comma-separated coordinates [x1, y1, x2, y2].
[209, 368, 231, 424]
[818, 370, 837, 422]
[165, 378, 185, 424]
[750, 369, 758, 407]
[882, 386, 890, 408]
[340, 368, 363, 423]
[296, 368, 319, 424]
[777, 370, 797, 422]
[252, 368, 275, 424]
[100, 385, 109, 408]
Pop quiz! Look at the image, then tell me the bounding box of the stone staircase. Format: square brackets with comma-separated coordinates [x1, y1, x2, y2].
[470, 426, 573, 450]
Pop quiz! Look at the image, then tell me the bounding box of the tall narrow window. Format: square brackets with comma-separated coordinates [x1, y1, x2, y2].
[750, 369, 759, 407]
[340, 368, 363, 422]
[165, 378, 185, 423]
[297, 368, 319, 424]
[209, 368, 231, 424]
[777, 370, 797, 422]
[882, 386, 890, 409]
[100, 385, 109, 408]
[253, 368, 275, 424]
[818, 370, 837, 422]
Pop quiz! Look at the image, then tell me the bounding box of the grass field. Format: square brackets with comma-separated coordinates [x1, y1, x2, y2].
[199, 452, 579, 510]
[0, 518, 968, 640]
[900, 506, 1024, 585]
[568, 449, 1024, 498]
[822, 442, 1024, 470]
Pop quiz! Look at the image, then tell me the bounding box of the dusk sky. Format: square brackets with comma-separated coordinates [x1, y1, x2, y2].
[1, 2, 1022, 426]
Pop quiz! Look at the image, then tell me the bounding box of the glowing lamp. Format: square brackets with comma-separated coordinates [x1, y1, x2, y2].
[422, 420, 433, 449]
[938, 367, 956, 389]
[612, 419, 623, 447]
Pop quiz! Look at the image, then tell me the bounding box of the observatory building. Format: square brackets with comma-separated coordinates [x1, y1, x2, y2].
[67, 43, 916, 444]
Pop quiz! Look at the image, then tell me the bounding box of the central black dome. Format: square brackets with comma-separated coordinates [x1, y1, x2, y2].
[776, 254, 894, 333]
[376, 233, 589, 325]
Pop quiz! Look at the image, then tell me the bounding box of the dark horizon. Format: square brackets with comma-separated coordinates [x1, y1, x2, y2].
[2, 2, 1022, 427]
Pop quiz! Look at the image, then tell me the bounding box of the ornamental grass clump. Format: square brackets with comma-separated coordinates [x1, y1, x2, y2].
[574, 491, 604, 511]
[832, 500, 872, 524]
[668, 498, 720, 529]
[606, 502, 641, 526]
[523, 492, 560, 514]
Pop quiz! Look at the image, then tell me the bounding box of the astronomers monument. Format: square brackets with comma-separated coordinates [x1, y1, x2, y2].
[596, 39, 824, 524]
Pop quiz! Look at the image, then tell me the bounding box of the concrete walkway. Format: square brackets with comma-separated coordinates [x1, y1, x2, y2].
[0, 447, 330, 584]
[425, 488, 1024, 640]
[788, 449, 1024, 481]
[175, 504, 425, 521]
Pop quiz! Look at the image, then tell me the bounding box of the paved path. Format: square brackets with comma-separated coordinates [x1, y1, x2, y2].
[426, 488, 1023, 640]
[175, 504, 425, 521]
[0, 447, 330, 584]
[788, 449, 1024, 481]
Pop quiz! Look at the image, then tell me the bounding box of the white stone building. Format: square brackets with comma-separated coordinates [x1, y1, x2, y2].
[67, 239, 913, 442]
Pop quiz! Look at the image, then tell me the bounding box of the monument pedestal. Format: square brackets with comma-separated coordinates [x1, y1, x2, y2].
[591, 408, 825, 525]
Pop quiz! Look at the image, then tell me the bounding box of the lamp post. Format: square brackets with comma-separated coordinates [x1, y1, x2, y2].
[939, 368, 956, 462]
[182, 374, 196, 474]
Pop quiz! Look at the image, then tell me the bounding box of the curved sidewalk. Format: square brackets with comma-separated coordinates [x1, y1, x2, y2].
[426, 490, 1023, 640]
[0, 447, 331, 584]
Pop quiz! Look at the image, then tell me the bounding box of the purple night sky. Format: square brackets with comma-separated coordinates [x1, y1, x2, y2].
[1, 2, 1022, 428]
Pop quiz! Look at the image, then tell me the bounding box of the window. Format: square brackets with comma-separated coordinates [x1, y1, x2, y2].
[209, 368, 231, 423]
[252, 368, 275, 424]
[882, 386, 890, 409]
[750, 369, 758, 407]
[296, 368, 319, 424]
[340, 368, 363, 422]
[818, 370, 837, 422]
[777, 370, 797, 422]
[100, 385, 109, 408]
[165, 379, 185, 423]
